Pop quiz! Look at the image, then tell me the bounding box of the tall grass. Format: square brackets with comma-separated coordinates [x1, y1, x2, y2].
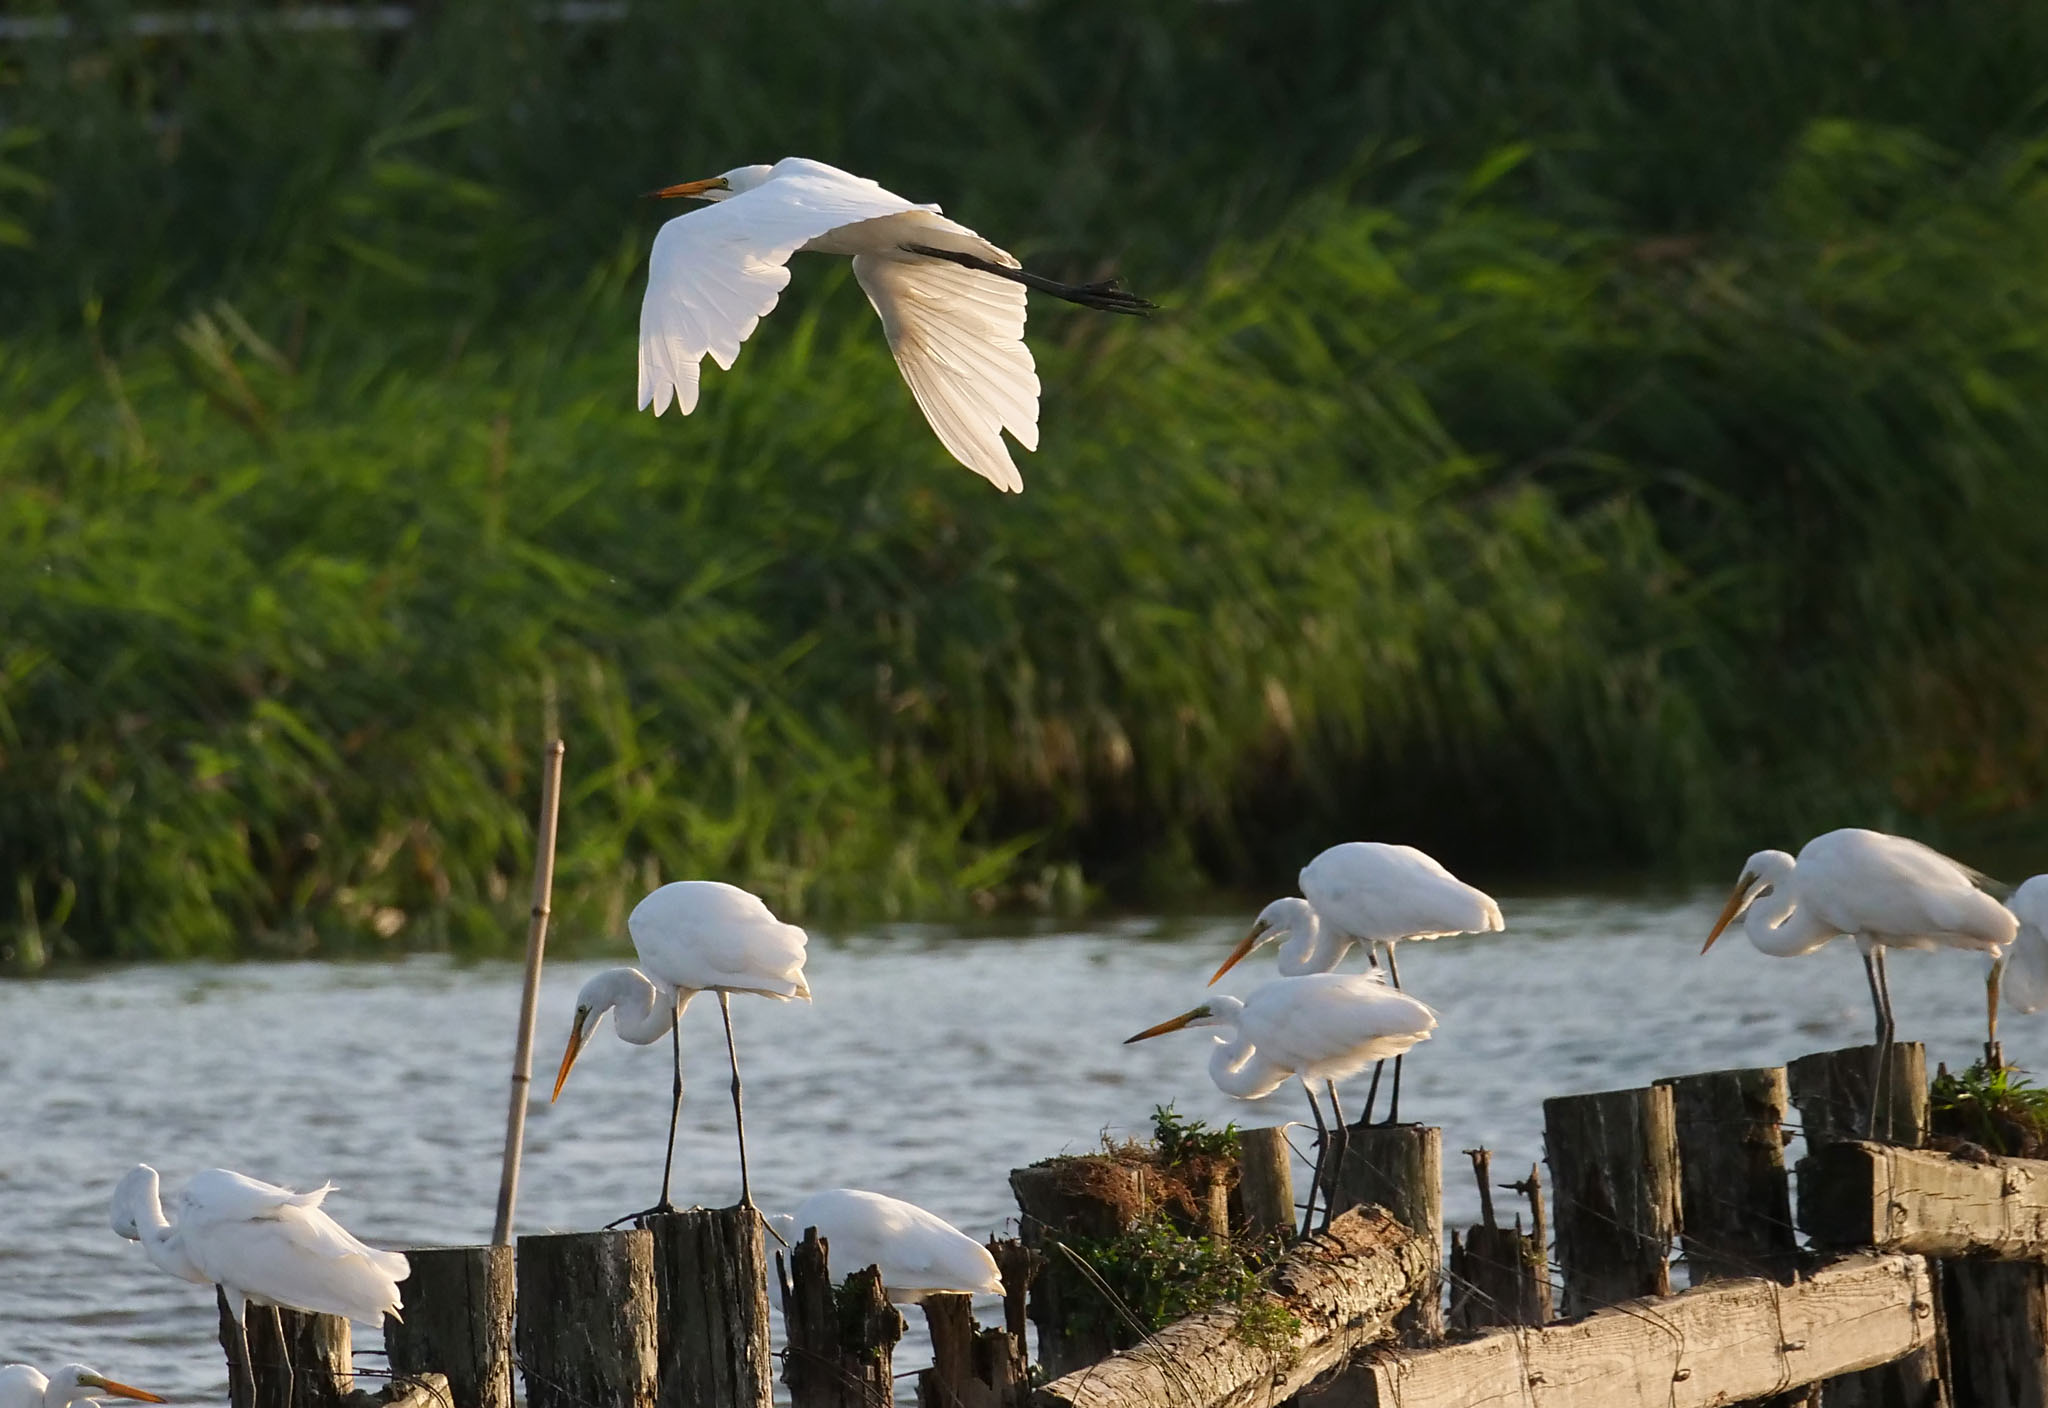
[3, 0, 2047, 961]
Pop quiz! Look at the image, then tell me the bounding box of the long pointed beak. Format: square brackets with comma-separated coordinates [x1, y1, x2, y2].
[551, 1012, 590, 1102]
[644, 175, 730, 200]
[1702, 872, 1757, 954]
[1208, 924, 1269, 986]
[1124, 1007, 1205, 1044]
[80, 1376, 166, 1404]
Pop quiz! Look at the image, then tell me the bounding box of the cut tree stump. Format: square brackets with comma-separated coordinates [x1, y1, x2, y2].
[384, 1246, 515, 1408]
[1544, 1084, 1678, 1314]
[1662, 1066, 1799, 1283]
[514, 1230, 658, 1408]
[1328, 1123, 1442, 1341]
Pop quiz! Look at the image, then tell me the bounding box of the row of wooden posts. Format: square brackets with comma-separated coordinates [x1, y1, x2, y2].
[237, 1038, 2048, 1408]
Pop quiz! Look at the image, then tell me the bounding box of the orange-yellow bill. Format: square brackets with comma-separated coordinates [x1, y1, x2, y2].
[1701, 871, 1757, 954]
[80, 1376, 165, 1404]
[1124, 1006, 1209, 1044]
[1207, 923, 1268, 986]
[550, 1012, 589, 1102]
[645, 176, 730, 200]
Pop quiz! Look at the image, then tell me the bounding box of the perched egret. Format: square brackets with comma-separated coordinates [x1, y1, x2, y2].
[1998, 875, 2048, 1022]
[552, 880, 810, 1216]
[1125, 972, 1437, 1233]
[0, 1366, 163, 1408]
[1211, 843, 1501, 1123]
[767, 1188, 1004, 1303]
[637, 157, 1153, 493]
[1702, 828, 2015, 1135]
[110, 1165, 407, 1406]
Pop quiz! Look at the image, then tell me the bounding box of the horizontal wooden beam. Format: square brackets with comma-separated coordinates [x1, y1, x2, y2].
[1328, 1254, 1932, 1408]
[1800, 1140, 2048, 1259]
[1032, 1206, 1430, 1408]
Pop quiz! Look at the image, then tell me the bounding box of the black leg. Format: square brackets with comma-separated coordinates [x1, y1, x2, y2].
[1384, 944, 1405, 1125]
[1988, 957, 2005, 1068]
[901, 243, 1157, 314]
[1322, 1080, 1351, 1232]
[719, 991, 753, 1209]
[1300, 1080, 1329, 1240]
[1861, 948, 1885, 1140]
[1361, 1062, 1384, 1125]
[1875, 946, 1897, 1143]
[658, 1005, 684, 1213]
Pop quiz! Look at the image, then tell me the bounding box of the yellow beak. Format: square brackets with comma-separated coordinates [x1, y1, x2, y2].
[550, 1011, 590, 1102]
[1124, 1007, 1207, 1044]
[79, 1376, 165, 1404]
[1701, 871, 1757, 954]
[1208, 923, 1269, 986]
[645, 175, 731, 200]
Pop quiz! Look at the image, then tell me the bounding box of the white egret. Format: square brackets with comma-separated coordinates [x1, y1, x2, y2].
[1211, 842, 1501, 1123]
[1125, 972, 1437, 1233]
[637, 156, 1153, 493]
[552, 879, 810, 1216]
[0, 1366, 164, 1408]
[1702, 827, 2016, 1135]
[110, 1165, 408, 1405]
[768, 1188, 1003, 1303]
[1997, 875, 2048, 1023]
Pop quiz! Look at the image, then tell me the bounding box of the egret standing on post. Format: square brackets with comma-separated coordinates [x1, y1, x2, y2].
[1125, 972, 1437, 1234]
[551, 879, 810, 1217]
[0, 1366, 164, 1408]
[1209, 842, 1501, 1124]
[1701, 828, 2015, 1136]
[637, 157, 1153, 493]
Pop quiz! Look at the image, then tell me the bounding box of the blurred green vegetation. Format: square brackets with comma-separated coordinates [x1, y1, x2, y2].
[4, 0, 2047, 962]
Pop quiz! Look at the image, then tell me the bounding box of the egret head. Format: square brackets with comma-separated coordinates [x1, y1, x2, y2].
[1208, 897, 1312, 985]
[1123, 1003, 1223, 1044]
[48, 1368, 165, 1408]
[108, 1165, 161, 1241]
[1701, 849, 1794, 953]
[550, 971, 622, 1102]
[647, 164, 773, 203]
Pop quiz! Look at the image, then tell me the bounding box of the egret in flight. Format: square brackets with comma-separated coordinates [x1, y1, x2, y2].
[552, 879, 810, 1217]
[110, 1165, 408, 1406]
[637, 156, 1153, 493]
[768, 1188, 1004, 1303]
[0, 1366, 163, 1408]
[1126, 972, 1437, 1234]
[1211, 842, 1501, 1124]
[1701, 828, 2015, 1136]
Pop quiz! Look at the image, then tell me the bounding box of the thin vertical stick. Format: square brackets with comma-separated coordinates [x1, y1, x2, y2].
[493, 737, 567, 1246]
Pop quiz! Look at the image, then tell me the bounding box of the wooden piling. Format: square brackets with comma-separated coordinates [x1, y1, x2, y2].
[778, 1229, 904, 1408]
[1446, 1149, 1549, 1331]
[1663, 1066, 1799, 1283]
[1942, 1259, 2048, 1408]
[384, 1246, 515, 1408]
[1544, 1084, 1678, 1315]
[1329, 1123, 1443, 1340]
[1787, 1043, 1928, 1148]
[243, 1306, 351, 1408]
[514, 1229, 657, 1408]
[914, 1239, 1037, 1408]
[645, 1208, 773, 1408]
[1009, 1160, 1148, 1375]
[1235, 1125, 1295, 1239]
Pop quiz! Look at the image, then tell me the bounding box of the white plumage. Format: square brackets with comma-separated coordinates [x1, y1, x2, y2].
[770, 1188, 1004, 1303]
[636, 157, 1147, 493]
[109, 1165, 408, 1326]
[0, 1365, 163, 1408]
[2001, 875, 2048, 1015]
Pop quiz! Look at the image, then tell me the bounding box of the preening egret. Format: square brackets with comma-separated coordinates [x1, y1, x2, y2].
[110, 1165, 408, 1406]
[767, 1188, 1004, 1303]
[552, 879, 810, 1215]
[0, 1366, 163, 1408]
[1998, 875, 2048, 1020]
[1211, 843, 1501, 1123]
[1125, 972, 1437, 1233]
[1702, 827, 2015, 1135]
[637, 156, 1154, 493]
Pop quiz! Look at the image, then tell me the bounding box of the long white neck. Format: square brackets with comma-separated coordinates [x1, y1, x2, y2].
[110, 1167, 207, 1285]
[1278, 904, 1350, 975]
[587, 967, 684, 1045]
[1744, 859, 1840, 958]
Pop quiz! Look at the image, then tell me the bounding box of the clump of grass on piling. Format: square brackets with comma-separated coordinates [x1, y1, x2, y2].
[1931, 1061, 2048, 1159]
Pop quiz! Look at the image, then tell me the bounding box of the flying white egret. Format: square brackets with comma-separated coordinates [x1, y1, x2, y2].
[767, 1188, 1004, 1303]
[552, 879, 810, 1216]
[0, 1366, 163, 1408]
[1211, 842, 1501, 1124]
[636, 156, 1153, 493]
[1702, 827, 2016, 1135]
[110, 1165, 408, 1406]
[1125, 972, 1437, 1234]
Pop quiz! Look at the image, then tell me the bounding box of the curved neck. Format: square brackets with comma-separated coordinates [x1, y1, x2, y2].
[1207, 1034, 1277, 1098]
[1746, 872, 1839, 957]
[597, 968, 684, 1045]
[1276, 906, 1348, 976]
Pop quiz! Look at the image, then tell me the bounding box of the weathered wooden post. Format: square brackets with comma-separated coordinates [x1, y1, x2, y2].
[1942, 1259, 2048, 1408]
[1235, 1125, 1296, 1239]
[1446, 1148, 1549, 1331]
[646, 1208, 773, 1408]
[1543, 1084, 1678, 1315]
[241, 1305, 351, 1408]
[384, 1245, 515, 1408]
[1787, 1043, 1927, 1148]
[1663, 1066, 1798, 1283]
[913, 1238, 1039, 1408]
[779, 1230, 904, 1408]
[515, 1229, 658, 1408]
[1009, 1160, 1148, 1375]
[1329, 1123, 1443, 1340]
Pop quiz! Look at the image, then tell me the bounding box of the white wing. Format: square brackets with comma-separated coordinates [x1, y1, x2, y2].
[791, 1189, 1002, 1299]
[628, 880, 809, 999]
[176, 1169, 408, 1325]
[853, 233, 1039, 493]
[1245, 972, 1436, 1082]
[638, 159, 919, 417]
[1301, 842, 1503, 943]
[1800, 829, 2016, 952]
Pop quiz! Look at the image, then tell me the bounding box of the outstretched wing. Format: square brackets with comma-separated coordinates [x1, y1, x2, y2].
[638, 160, 919, 417]
[853, 235, 1039, 493]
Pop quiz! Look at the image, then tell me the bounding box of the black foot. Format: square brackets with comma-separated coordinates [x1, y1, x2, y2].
[1064, 279, 1158, 315]
[604, 1201, 686, 1230]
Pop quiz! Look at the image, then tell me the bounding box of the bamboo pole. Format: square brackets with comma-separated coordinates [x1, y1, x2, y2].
[492, 737, 566, 1246]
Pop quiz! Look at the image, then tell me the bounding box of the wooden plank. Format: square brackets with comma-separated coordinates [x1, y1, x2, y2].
[1799, 1141, 2048, 1259]
[1347, 1254, 1935, 1408]
[1032, 1205, 1430, 1408]
[1543, 1085, 1678, 1314]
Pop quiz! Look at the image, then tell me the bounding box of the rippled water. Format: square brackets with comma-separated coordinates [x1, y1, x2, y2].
[4, 893, 2037, 1401]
